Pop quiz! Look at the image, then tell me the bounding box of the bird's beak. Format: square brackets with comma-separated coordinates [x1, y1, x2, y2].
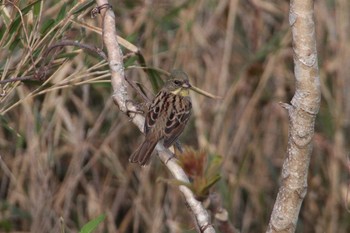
[182, 81, 191, 88]
[189, 85, 223, 99]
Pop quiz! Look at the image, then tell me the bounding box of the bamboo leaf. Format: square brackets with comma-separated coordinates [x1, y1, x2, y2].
[56, 3, 67, 23]
[79, 214, 106, 233]
[73, 0, 95, 15]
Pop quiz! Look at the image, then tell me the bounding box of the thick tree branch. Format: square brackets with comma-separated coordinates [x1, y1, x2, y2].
[94, 1, 215, 232]
[267, 0, 321, 232]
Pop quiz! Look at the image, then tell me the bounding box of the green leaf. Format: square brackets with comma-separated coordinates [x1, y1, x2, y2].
[41, 19, 55, 34]
[9, 37, 21, 51]
[0, 26, 6, 41]
[136, 53, 163, 92]
[0, 219, 13, 232]
[79, 214, 106, 233]
[33, 0, 42, 16]
[206, 155, 223, 179]
[124, 56, 137, 68]
[20, 1, 38, 15]
[8, 17, 21, 35]
[0, 116, 21, 138]
[156, 177, 191, 188]
[200, 175, 221, 195]
[91, 82, 111, 88]
[73, 0, 95, 15]
[56, 3, 67, 23]
[8, 0, 41, 35]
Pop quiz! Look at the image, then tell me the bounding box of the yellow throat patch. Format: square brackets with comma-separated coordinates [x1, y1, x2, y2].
[171, 88, 190, 97]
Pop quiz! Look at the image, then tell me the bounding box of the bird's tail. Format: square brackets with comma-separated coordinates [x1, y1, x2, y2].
[129, 137, 158, 166]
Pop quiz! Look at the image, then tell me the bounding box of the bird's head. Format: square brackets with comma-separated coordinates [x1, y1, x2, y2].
[164, 69, 191, 97]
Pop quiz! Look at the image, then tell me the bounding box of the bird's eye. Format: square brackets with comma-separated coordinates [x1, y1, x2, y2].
[174, 80, 181, 85]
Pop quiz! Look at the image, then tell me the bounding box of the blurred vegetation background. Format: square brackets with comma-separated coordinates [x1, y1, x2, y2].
[0, 0, 349, 232]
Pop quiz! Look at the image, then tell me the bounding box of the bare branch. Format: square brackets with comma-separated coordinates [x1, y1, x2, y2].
[267, 0, 321, 232]
[43, 40, 108, 60]
[207, 192, 240, 233]
[94, 1, 215, 232]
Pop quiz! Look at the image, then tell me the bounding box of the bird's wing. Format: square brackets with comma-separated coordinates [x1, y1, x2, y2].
[163, 100, 191, 148]
[144, 91, 166, 134]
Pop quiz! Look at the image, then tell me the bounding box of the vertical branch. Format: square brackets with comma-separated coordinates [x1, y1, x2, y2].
[96, 2, 144, 131]
[94, 1, 215, 232]
[267, 0, 321, 232]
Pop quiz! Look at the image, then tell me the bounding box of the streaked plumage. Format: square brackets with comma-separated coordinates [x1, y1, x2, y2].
[129, 70, 192, 166]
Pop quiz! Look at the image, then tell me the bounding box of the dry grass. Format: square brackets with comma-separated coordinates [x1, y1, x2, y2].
[0, 0, 349, 232]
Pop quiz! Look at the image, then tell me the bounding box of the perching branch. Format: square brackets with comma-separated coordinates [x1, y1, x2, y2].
[94, 1, 215, 232]
[267, 0, 321, 232]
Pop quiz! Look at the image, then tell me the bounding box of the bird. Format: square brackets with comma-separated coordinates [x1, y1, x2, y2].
[129, 69, 192, 166]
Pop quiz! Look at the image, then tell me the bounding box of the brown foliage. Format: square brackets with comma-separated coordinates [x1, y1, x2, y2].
[0, 0, 349, 232]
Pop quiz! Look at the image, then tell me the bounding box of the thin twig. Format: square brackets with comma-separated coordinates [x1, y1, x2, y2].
[0, 75, 33, 84]
[43, 40, 108, 60]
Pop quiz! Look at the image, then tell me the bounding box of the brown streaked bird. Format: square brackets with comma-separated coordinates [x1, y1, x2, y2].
[129, 69, 192, 166]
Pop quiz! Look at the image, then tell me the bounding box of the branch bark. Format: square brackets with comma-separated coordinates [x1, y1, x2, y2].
[94, 1, 215, 232]
[267, 0, 321, 232]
